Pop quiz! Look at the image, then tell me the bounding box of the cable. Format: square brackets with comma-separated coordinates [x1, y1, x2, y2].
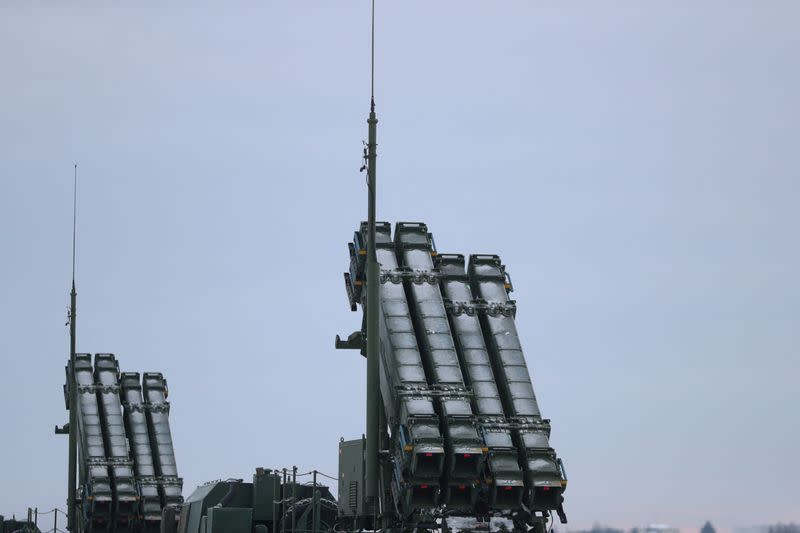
[315, 471, 338, 482]
[280, 469, 337, 482]
[36, 508, 66, 516]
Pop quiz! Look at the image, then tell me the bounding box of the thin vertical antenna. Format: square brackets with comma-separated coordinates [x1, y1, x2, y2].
[66, 163, 78, 532]
[371, 0, 375, 100]
[72, 164, 77, 285]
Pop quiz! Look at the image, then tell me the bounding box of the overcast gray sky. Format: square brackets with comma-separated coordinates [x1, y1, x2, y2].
[1, 2, 798, 531]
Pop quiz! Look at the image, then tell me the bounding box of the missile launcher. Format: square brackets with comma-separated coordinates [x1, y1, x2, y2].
[340, 222, 568, 528]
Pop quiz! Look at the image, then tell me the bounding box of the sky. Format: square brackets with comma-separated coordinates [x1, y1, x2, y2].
[0, 2, 798, 531]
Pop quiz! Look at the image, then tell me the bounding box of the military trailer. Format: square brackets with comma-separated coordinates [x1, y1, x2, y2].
[177, 470, 336, 533]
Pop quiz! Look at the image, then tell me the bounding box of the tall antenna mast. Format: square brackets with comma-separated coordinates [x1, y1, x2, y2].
[66, 163, 79, 531]
[72, 164, 77, 285]
[364, 0, 381, 514]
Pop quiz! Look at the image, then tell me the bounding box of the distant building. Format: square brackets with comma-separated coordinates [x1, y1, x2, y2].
[631, 524, 680, 533]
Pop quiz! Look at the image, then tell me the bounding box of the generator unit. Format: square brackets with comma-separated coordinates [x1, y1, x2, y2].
[177, 469, 336, 533]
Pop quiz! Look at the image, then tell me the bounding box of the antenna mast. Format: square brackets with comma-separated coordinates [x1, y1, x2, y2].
[66, 163, 78, 531]
[364, 0, 381, 513]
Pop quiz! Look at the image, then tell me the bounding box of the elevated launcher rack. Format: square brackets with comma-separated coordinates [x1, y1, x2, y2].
[62, 353, 183, 532]
[338, 221, 568, 529]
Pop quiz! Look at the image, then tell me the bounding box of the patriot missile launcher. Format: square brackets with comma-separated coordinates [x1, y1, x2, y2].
[59, 353, 183, 532]
[337, 222, 568, 531]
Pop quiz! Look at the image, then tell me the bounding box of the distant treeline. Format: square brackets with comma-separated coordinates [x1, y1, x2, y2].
[571, 526, 624, 533]
[768, 524, 800, 533]
[567, 523, 799, 533]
